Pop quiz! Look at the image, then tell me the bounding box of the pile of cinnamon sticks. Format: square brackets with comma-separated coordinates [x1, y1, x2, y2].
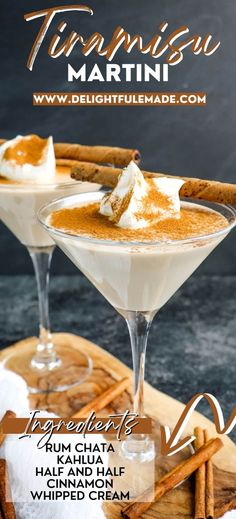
[0, 411, 16, 519]
[121, 431, 222, 519]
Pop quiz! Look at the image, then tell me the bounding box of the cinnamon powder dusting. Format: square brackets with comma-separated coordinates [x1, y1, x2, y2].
[135, 179, 172, 222]
[50, 202, 228, 242]
[3, 135, 48, 166]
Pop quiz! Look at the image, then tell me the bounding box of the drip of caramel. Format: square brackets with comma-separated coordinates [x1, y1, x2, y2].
[50, 202, 228, 242]
[3, 135, 48, 166]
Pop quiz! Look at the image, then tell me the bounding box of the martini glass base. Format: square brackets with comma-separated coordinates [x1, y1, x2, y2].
[1, 342, 92, 394]
[121, 434, 155, 463]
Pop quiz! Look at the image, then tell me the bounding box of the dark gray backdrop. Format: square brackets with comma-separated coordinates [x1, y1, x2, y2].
[0, 0, 235, 274]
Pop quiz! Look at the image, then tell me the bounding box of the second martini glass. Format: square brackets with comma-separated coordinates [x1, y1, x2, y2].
[39, 191, 235, 459]
[0, 175, 99, 393]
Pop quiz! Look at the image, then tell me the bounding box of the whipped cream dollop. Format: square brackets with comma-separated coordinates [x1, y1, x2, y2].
[0, 134, 56, 183]
[100, 161, 185, 229]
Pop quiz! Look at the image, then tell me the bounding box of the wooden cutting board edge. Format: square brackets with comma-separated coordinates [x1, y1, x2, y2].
[0, 332, 235, 473]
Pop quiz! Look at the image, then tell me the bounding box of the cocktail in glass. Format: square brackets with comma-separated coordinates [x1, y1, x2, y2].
[0, 169, 99, 393]
[38, 191, 236, 459]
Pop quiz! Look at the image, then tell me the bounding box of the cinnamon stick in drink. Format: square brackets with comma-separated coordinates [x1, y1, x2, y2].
[194, 427, 206, 519]
[0, 459, 16, 519]
[205, 429, 214, 519]
[0, 138, 141, 167]
[0, 411, 16, 447]
[72, 377, 130, 418]
[54, 142, 141, 167]
[71, 161, 120, 186]
[71, 162, 236, 205]
[121, 438, 223, 519]
[56, 159, 83, 170]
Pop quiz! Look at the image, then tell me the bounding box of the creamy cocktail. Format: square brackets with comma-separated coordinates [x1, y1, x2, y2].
[0, 135, 98, 248]
[39, 161, 236, 458]
[0, 134, 98, 393]
[44, 162, 230, 312]
[46, 195, 227, 313]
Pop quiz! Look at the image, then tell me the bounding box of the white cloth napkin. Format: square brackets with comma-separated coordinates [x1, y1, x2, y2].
[0, 368, 235, 519]
[0, 368, 106, 519]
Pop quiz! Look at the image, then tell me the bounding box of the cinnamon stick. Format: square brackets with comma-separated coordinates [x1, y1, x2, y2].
[54, 142, 141, 167]
[0, 138, 140, 167]
[72, 377, 130, 418]
[71, 161, 236, 205]
[0, 459, 16, 519]
[205, 429, 214, 519]
[121, 438, 223, 519]
[56, 158, 83, 170]
[71, 161, 120, 187]
[0, 411, 16, 447]
[194, 427, 206, 519]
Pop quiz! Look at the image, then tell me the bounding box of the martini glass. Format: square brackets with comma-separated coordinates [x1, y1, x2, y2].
[0, 173, 99, 393]
[38, 191, 236, 459]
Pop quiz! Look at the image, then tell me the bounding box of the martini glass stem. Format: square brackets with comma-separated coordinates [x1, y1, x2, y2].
[120, 310, 156, 462]
[28, 246, 59, 370]
[126, 311, 154, 416]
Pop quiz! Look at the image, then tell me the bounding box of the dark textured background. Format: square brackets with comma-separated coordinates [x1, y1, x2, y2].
[0, 0, 236, 273]
[0, 2, 235, 435]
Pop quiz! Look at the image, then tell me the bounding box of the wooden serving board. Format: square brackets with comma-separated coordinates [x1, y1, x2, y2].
[1, 333, 236, 518]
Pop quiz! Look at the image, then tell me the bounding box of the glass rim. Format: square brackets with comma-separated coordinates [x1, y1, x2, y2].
[38, 190, 236, 248]
[0, 179, 82, 189]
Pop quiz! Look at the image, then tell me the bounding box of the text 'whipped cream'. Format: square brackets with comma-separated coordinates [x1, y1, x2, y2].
[0, 134, 56, 184]
[99, 161, 185, 229]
